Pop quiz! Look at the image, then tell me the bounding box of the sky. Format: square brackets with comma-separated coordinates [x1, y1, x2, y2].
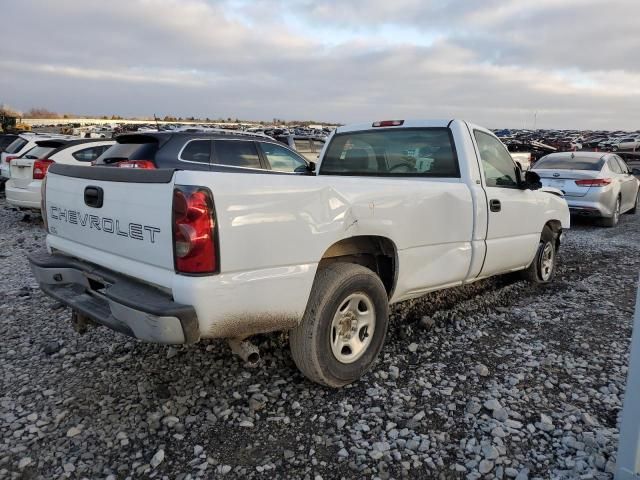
[1, 0, 639, 130]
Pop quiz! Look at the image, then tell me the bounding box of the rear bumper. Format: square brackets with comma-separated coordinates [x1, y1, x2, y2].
[566, 196, 614, 218]
[6, 182, 40, 210]
[28, 251, 200, 344]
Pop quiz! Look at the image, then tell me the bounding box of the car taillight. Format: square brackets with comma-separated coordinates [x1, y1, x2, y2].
[33, 159, 54, 180]
[172, 186, 218, 274]
[116, 160, 156, 169]
[5, 155, 17, 164]
[372, 120, 404, 127]
[575, 178, 612, 187]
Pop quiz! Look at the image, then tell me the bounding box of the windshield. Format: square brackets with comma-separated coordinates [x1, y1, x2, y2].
[320, 128, 459, 177]
[534, 156, 604, 171]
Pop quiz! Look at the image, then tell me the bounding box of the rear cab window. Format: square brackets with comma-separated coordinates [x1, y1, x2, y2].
[320, 128, 459, 177]
[213, 140, 262, 169]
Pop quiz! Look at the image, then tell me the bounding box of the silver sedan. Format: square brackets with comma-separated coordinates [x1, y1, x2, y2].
[532, 152, 640, 227]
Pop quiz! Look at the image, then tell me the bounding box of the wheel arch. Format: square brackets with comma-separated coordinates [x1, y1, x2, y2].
[544, 219, 563, 250]
[318, 235, 398, 298]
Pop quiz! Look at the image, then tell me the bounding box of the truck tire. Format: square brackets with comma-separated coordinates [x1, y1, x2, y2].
[521, 226, 557, 284]
[289, 262, 389, 387]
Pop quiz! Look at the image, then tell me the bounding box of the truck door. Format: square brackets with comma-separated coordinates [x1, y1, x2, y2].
[473, 130, 543, 277]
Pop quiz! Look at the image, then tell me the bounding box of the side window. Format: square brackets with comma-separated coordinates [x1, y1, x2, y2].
[180, 140, 211, 163]
[259, 142, 307, 172]
[474, 131, 518, 187]
[614, 156, 629, 174]
[72, 145, 110, 162]
[213, 140, 261, 169]
[608, 158, 622, 174]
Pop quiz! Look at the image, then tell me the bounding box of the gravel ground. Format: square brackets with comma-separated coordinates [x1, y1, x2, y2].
[1, 194, 638, 480]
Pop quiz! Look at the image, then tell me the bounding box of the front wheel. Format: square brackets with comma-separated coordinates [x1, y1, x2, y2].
[289, 262, 389, 387]
[521, 226, 557, 284]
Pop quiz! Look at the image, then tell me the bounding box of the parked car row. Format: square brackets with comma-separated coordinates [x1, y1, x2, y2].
[496, 128, 640, 154]
[0, 130, 315, 212]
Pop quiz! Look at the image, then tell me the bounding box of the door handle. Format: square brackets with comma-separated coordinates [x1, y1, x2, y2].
[489, 199, 501, 212]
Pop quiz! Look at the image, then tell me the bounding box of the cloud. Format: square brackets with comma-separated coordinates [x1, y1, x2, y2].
[1, 0, 638, 129]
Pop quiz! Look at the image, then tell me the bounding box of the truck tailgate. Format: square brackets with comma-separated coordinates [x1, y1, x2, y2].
[44, 165, 176, 271]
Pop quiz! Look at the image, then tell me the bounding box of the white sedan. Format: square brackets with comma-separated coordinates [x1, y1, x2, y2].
[6, 139, 114, 211]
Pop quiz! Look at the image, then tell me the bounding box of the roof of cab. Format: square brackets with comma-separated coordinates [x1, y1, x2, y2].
[335, 119, 455, 134]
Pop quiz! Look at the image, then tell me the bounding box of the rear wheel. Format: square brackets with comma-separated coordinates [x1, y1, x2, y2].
[289, 262, 389, 387]
[601, 197, 621, 227]
[521, 226, 557, 284]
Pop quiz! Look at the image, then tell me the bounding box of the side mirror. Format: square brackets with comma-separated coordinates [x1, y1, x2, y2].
[295, 161, 316, 175]
[521, 170, 542, 190]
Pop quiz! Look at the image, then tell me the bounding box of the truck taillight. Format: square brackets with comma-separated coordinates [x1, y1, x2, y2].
[172, 186, 218, 274]
[33, 159, 54, 180]
[116, 160, 156, 169]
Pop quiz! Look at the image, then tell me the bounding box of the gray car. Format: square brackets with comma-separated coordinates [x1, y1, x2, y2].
[533, 152, 640, 227]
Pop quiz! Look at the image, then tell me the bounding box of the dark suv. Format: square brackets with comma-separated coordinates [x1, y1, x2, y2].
[96, 131, 314, 174]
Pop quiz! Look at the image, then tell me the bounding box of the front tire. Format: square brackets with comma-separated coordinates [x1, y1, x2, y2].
[521, 226, 557, 284]
[289, 262, 389, 387]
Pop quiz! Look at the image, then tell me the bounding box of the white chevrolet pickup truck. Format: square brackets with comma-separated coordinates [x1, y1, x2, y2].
[29, 119, 570, 387]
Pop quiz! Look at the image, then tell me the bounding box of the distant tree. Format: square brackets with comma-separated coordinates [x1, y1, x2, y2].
[25, 107, 60, 118]
[0, 104, 21, 117]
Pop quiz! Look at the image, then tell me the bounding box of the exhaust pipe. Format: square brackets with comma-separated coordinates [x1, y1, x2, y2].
[71, 310, 96, 334]
[228, 338, 260, 366]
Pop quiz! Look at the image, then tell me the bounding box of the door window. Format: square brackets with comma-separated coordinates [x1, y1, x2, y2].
[213, 140, 261, 169]
[259, 142, 307, 172]
[179, 140, 211, 163]
[474, 131, 518, 187]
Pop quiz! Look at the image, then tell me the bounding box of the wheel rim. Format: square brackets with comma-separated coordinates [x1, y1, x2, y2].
[539, 242, 555, 281]
[330, 293, 375, 364]
[614, 199, 620, 223]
